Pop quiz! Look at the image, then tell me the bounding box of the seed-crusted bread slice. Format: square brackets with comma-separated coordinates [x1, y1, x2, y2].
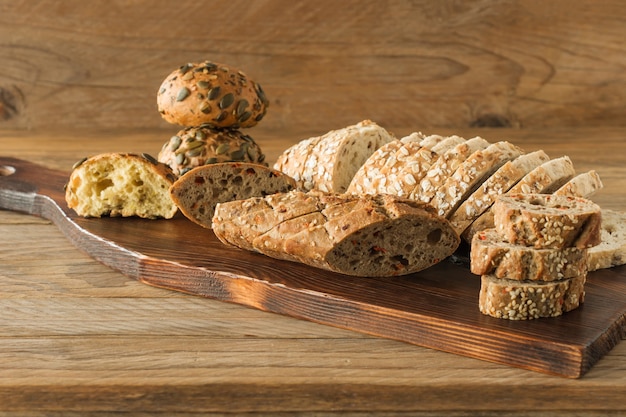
[296, 120, 396, 193]
[410, 137, 491, 204]
[212, 191, 461, 277]
[588, 209, 626, 271]
[346, 140, 404, 195]
[430, 135, 466, 154]
[493, 193, 602, 249]
[169, 162, 296, 229]
[470, 228, 587, 281]
[554, 170, 603, 198]
[479, 274, 586, 320]
[65, 153, 178, 219]
[462, 155, 577, 242]
[449, 150, 550, 235]
[273, 135, 321, 189]
[430, 141, 524, 218]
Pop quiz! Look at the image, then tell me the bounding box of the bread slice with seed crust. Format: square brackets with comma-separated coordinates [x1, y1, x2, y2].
[273, 135, 321, 188]
[410, 137, 490, 204]
[169, 162, 296, 229]
[462, 155, 577, 242]
[346, 139, 404, 195]
[479, 274, 586, 320]
[212, 191, 460, 277]
[470, 228, 587, 281]
[554, 170, 603, 199]
[430, 141, 524, 218]
[449, 150, 550, 235]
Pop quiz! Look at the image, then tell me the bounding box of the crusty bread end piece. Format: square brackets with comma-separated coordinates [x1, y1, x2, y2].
[65, 153, 178, 219]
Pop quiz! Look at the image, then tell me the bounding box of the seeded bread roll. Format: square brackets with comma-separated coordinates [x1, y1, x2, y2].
[449, 150, 550, 235]
[65, 153, 178, 219]
[587, 209, 626, 271]
[462, 155, 576, 242]
[479, 274, 586, 320]
[158, 125, 267, 176]
[284, 120, 396, 193]
[410, 137, 490, 204]
[157, 61, 269, 129]
[493, 193, 602, 249]
[169, 162, 296, 229]
[212, 191, 461, 277]
[554, 170, 603, 198]
[470, 228, 587, 281]
[430, 141, 524, 218]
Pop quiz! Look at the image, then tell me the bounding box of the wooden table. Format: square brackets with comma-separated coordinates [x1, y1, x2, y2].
[1, 127, 625, 415]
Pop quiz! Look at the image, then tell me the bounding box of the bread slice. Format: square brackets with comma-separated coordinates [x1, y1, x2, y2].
[346, 140, 404, 195]
[588, 209, 626, 271]
[462, 155, 577, 242]
[449, 150, 550, 235]
[65, 153, 178, 219]
[297, 120, 396, 193]
[273, 135, 321, 189]
[213, 191, 461, 277]
[470, 228, 587, 281]
[410, 137, 490, 204]
[169, 162, 296, 229]
[479, 274, 586, 320]
[430, 141, 524, 218]
[554, 170, 603, 198]
[493, 193, 602, 249]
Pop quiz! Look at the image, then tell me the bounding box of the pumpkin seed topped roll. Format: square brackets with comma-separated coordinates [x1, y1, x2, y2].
[157, 60, 269, 129]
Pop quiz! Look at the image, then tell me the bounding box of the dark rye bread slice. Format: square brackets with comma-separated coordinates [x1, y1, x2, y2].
[212, 191, 461, 277]
[169, 162, 296, 229]
[492, 193, 602, 249]
[479, 274, 586, 320]
[470, 228, 587, 281]
[462, 155, 577, 242]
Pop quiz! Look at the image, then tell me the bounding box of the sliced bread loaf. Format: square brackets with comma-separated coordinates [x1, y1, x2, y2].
[479, 274, 586, 320]
[462, 155, 577, 242]
[212, 191, 461, 277]
[492, 193, 602, 249]
[449, 150, 550, 235]
[430, 141, 524, 218]
[169, 162, 296, 229]
[587, 209, 626, 271]
[470, 228, 587, 281]
[65, 153, 178, 219]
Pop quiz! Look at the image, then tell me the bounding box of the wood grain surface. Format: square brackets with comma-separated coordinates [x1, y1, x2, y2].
[0, 0, 625, 132]
[0, 128, 625, 415]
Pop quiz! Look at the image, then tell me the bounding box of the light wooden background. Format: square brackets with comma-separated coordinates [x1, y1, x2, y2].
[0, 0, 624, 135]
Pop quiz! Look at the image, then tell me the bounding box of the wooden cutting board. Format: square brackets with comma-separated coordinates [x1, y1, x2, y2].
[1, 156, 624, 378]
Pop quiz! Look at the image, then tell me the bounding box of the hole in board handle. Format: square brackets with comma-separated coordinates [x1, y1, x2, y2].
[0, 165, 16, 176]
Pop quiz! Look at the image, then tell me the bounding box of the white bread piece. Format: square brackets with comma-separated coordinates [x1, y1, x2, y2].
[297, 120, 395, 193]
[212, 191, 461, 277]
[554, 170, 603, 198]
[449, 150, 550, 235]
[410, 137, 490, 204]
[273, 135, 321, 188]
[470, 228, 587, 281]
[346, 139, 404, 195]
[493, 193, 602, 249]
[430, 141, 524, 218]
[587, 209, 626, 271]
[479, 274, 586, 320]
[169, 162, 297, 229]
[462, 155, 576, 242]
[65, 153, 178, 219]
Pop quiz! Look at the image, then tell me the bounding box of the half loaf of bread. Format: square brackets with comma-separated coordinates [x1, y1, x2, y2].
[212, 191, 461, 277]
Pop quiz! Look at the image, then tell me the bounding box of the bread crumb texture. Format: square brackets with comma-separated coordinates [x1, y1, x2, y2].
[65, 153, 177, 219]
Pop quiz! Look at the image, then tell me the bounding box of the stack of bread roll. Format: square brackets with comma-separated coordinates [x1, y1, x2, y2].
[156, 60, 270, 176]
[470, 193, 602, 320]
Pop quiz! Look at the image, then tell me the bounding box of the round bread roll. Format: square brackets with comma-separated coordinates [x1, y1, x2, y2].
[157, 61, 269, 128]
[158, 125, 267, 176]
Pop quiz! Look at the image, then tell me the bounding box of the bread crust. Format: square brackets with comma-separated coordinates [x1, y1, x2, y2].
[158, 125, 267, 176]
[157, 61, 269, 128]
